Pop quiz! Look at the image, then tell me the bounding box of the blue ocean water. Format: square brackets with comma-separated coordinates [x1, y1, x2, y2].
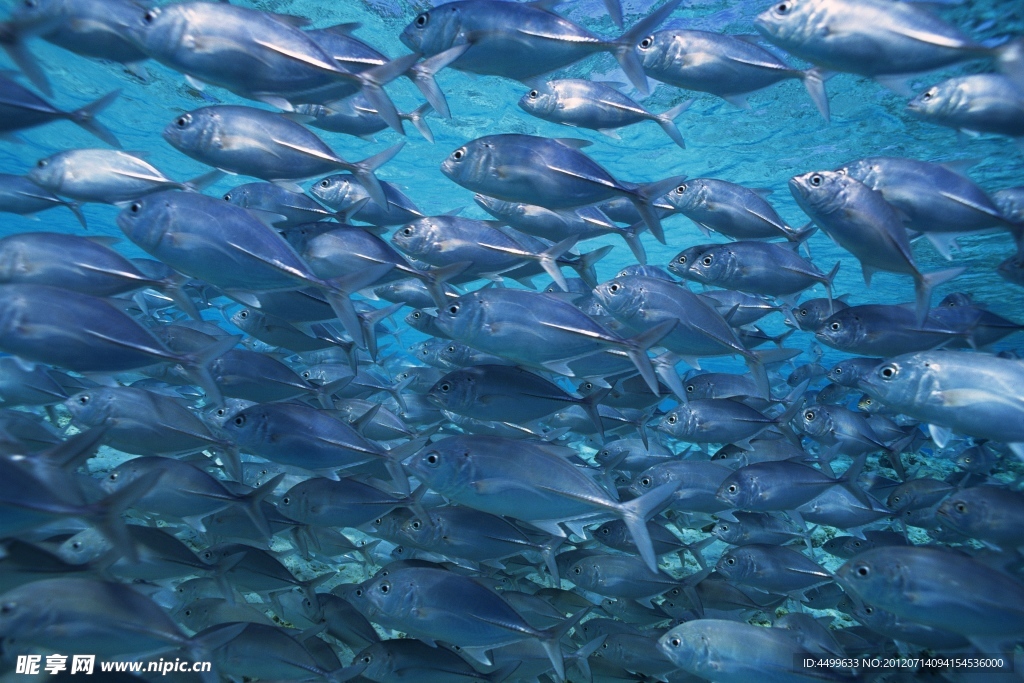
[2, 0, 1023, 376]
[2, 0, 1024, 676]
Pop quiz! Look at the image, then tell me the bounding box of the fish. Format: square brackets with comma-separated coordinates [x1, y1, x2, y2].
[790, 169, 963, 322]
[0, 72, 119, 145]
[406, 434, 681, 571]
[311, 173, 424, 227]
[398, 0, 683, 93]
[0, 173, 85, 227]
[636, 28, 829, 119]
[754, 0, 1011, 87]
[859, 350, 1024, 458]
[431, 286, 674, 392]
[440, 133, 684, 242]
[907, 74, 1024, 144]
[518, 79, 690, 148]
[29, 148, 218, 204]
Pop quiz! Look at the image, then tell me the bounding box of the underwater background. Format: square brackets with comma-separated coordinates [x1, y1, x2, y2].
[1, 0, 1024, 679]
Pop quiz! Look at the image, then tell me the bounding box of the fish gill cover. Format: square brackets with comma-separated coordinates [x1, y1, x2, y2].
[0, 0, 1023, 679]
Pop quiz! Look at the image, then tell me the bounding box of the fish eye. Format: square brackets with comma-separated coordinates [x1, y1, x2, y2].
[361, 656, 372, 664]
[675, 184, 686, 193]
[451, 148, 465, 161]
[830, 321, 840, 330]
[425, 452, 440, 467]
[223, 193, 232, 201]
[175, 114, 191, 128]
[301, 371, 311, 379]
[834, 367, 842, 374]
[922, 88, 935, 101]
[701, 256, 712, 266]
[640, 477, 651, 487]
[864, 605, 874, 614]
[233, 414, 246, 426]
[36, 159, 47, 168]
[528, 90, 538, 99]
[799, 308, 807, 316]
[608, 283, 620, 294]
[573, 566, 581, 574]
[810, 174, 822, 187]
[282, 496, 290, 504]
[669, 637, 681, 648]
[71, 541, 82, 549]
[775, 2, 789, 13]
[415, 12, 428, 26]
[439, 383, 450, 392]
[411, 520, 421, 530]
[727, 484, 737, 493]
[109, 472, 119, 481]
[955, 502, 967, 513]
[129, 202, 142, 214]
[354, 588, 363, 597]
[143, 9, 157, 22]
[446, 345, 456, 353]
[855, 564, 870, 577]
[804, 410, 815, 421]
[402, 227, 413, 235]
[238, 310, 248, 319]
[667, 414, 677, 424]
[373, 519, 381, 526]
[447, 303, 459, 315]
[638, 36, 653, 50]
[676, 255, 686, 264]
[719, 524, 728, 531]
[23, 0, 36, 7]
[600, 527, 609, 535]
[78, 395, 89, 404]
[725, 557, 735, 565]
[411, 311, 421, 319]
[880, 365, 897, 380]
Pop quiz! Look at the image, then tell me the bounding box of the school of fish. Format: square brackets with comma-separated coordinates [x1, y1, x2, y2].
[0, 0, 1023, 680]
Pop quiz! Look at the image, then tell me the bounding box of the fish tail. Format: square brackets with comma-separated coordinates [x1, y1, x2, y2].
[655, 98, 692, 149]
[406, 45, 467, 120]
[619, 221, 647, 264]
[382, 435, 425, 495]
[610, 0, 683, 94]
[405, 102, 435, 143]
[614, 481, 680, 572]
[70, 89, 122, 148]
[914, 266, 965, 325]
[239, 472, 285, 540]
[801, 67, 831, 122]
[580, 386, 611, 438]
[359, 300, 404, 360]
[415, 260, 468, 309]
[602, 0, 623, 27]
[358, 53, 420, 133]
[628, 174, 685, 243]
[823, 260, 841, 314]
[183, 169, 224, 192]
[571, 244, 613, 287]
[538, 608, 589, 681]
[91, 469, 163, 564]
[320, 263, 395, 350]
[65, 200, 88, 230]
[183, 334, 242, 407]
[538, 235, 578, 292]
[623, 318, 677, 395]
[1, 32, 51, 96]
[344, 141, 406, 208]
